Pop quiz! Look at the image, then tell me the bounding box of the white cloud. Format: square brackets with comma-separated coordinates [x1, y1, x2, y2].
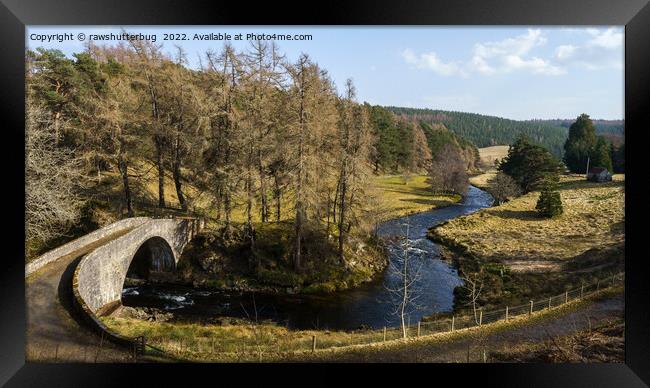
[402, 28, 622, 78]
[403, 29, 565, 77]
[553, 27, 623, 70]
[473, 29, 547, 59]
[587, 27, 623, 49]
[502, 55, 566, 75]
[554, 44, 577, 60]
[401, 48, 465, 77]
[469, 29, 564, 75]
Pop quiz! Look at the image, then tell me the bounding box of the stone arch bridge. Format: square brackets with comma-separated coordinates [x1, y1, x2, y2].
[25, 216, 204, 359]
[73, 217, 204, 315]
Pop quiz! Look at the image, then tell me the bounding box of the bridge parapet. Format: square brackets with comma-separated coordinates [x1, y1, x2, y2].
[26, 217, 150, 278]
[74, 217, 202, 313]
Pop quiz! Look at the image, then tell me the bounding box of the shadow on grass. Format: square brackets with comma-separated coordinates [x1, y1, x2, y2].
[558, 180, 623, 191]
[399, 198, 454, 207]
[487, 209, 541, 221]
[380, 187, 437, 198]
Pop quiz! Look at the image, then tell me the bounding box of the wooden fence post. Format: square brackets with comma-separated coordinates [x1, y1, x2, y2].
[383, 326, 387, 342]
[548, 296, 552, 309]
[312, 335, 316, 352]
[54, 344, 59, 362]
[451, 316, 455, 332]
[479, 309, 483, 326]
[505, 306, 508, 322]
[565, 291, 568, 304]
[529, 300, 533, 315]
[417, 322, 421, 337]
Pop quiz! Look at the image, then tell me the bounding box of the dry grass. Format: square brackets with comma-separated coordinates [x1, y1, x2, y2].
[478, 145, 510, 167]
[432, 175, 625, 271]
[490, 319, 624, 363]
[101, 285, 622, 362]
[98, 164, 456, 224]
[367, 175, 461, 221]
[469, 171, 497, 189]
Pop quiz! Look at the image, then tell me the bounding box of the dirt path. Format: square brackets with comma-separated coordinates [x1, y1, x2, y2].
[26, 229, 135, 362]
[305, 293, 624, 362]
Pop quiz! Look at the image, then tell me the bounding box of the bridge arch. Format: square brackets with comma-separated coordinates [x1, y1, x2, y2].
[73, 218, 203, 315]
[126, 236, 176, 280]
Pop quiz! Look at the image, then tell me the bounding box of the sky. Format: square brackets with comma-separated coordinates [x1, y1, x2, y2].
[27, 26, 624, 120]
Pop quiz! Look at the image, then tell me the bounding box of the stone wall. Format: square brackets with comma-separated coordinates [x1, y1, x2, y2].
[74, 218, 201, 313]
[25, 217, 149, 277]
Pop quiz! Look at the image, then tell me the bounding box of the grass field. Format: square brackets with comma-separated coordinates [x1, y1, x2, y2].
[367, 175, 461, 221]
[431, 174, 625, 272]
[468, 145, 509, 189]
[101, 284, 622, 362]
[96, 164, 458, 224]
[478, 145, 510, 167]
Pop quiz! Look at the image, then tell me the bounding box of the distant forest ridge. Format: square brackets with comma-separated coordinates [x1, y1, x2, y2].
[384, 107, 625, 156]
[527, 118, 625, 146]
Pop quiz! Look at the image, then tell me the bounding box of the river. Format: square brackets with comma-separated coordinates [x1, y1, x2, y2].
[121, 185, 493, 330]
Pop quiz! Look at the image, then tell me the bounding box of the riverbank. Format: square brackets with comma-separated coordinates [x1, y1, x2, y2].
[428, 174, 625, 311]
[155, 174, 461, 296]
[101, 284, 623, 362]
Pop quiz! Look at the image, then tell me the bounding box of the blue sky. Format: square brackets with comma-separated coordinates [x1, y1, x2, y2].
[27, 26, 624, 120]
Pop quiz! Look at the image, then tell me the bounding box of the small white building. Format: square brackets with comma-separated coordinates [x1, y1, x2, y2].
[587, 167, 612, 182]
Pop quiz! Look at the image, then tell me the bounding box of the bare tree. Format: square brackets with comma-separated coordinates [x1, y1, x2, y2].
[334, 79, 373, 265]
[284, 54, 337, 271]
[487, 171, 521, 205]
[385, 216, 424, 339]
[128, 37, 169, 209]
[460, 271, 484, 325]
[429, 143, 469, 195]
[26, 103, 85, 249]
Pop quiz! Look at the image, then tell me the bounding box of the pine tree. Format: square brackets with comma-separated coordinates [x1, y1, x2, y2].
[563, 113, 597, 173]
[591, 136, 613, 172]
[536, 178, 563, 218]
[498, 135, 563, 193]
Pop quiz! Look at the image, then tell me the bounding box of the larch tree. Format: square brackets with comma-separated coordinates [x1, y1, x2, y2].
[95, 65, 142, 217]
[334, 79, 373, 265]
[284, 54, 337, 271]
[128, 38, 169, 208]
[201, 45, 245, 236]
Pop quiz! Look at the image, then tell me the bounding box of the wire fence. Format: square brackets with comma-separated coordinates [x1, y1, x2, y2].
[137, 272, 623, 359]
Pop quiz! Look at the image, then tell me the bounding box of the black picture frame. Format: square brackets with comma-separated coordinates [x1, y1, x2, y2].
[1, 0, 648, 386]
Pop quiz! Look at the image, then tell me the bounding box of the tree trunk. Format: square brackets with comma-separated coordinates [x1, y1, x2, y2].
[117, 153, 133, 217]
[155, 135, 165, 208]
[273, 173, 281, 222]
[401, 222, 410, 339]
[258, 149, 269, 223]
[172, 136, 187, 211]
[223, 190, 232, 236]
[246, 162, 258, 271]
[294, 206, 303, 271]
[338, 171, 347, 264]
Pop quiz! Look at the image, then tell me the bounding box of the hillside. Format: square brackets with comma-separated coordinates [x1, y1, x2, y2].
[385, 107, 625, 157]
[386, 107, 569, 157]
[368, 105, 480, 173]
[529, 118, 625, 145]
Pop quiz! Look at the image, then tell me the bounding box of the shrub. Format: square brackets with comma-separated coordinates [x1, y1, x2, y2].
[536, 189, 563, 218]
[256, 269, 304, 288]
